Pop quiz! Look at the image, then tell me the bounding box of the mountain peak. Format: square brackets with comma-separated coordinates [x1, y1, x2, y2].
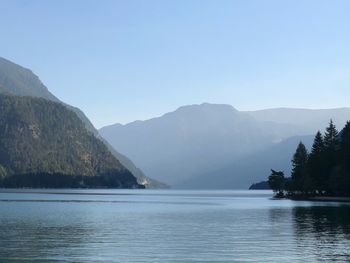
[0, 56, 161, 188]
[176, 102, 237, 111]
[172, 103, 238, 118]
[0, 56, 58, 101]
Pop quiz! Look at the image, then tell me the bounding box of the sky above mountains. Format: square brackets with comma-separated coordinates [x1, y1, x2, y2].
[1, 0, 350, 127]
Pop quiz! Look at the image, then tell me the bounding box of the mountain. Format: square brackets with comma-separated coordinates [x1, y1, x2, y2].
[249, 181, 270, 190]
[0, 94, 142, 188]
[100, 103, 287, 185]
[0, 57, 163, 188]
[100, 103, 349, 188]
[0, 57, 58, 101]
[245, 108, 350, 135]
[177, 135, 314, 189]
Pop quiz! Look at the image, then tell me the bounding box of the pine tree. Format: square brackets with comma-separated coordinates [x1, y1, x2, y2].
[332, 121, 350, 196]
[291, 142, 309, 193]
[340, 121, 350, 169]
[310, 131, 325, 155]
[323, 119, 339, 194]
[269, 120, 350, 197]
[307, 131, 325, 193]
[324, 119, 339, 150]
[268, 170, 285, 197]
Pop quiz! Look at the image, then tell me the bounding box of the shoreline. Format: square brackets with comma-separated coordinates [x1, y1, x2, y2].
[287, 196, 350, 203]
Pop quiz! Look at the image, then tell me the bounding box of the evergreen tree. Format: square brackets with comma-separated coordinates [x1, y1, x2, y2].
[307, 131, 325, 193]
[340, 121, 350, 170]
[330, 121, 350, 196]
[310, 131, 325, 155]
[323, 119, 339, 193]
[268, 169, 285, 197]
[291, 142, 309, 193]
[268, 120, 350, 197]
[324, 119, 339, 150]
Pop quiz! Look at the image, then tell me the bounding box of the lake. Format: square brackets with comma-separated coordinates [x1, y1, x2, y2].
[0, 190, 349, 262]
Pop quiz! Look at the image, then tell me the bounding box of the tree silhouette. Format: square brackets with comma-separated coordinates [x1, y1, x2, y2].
[291, 142, 308, 193]
[268, 169, 285, 197]
[307, 131, 325, 194]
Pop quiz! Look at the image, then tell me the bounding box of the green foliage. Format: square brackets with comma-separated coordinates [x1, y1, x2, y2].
[0, 94, 141, 188]
[269, 119, 350, 197]
[0, 56, 158, 188]
[328, 121, 350, 195]
[322, 120, 339, 193]
[307, 131, 325, 192]
[268, 170, 285, 196]
[0, 172, 143, 189]
[324, 119, 339, 150]
[339, 121, 350, 170]
[291, 142, 308, 192]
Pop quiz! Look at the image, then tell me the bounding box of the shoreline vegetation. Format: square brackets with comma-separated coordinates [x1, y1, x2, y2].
[288, 196, 350, 202]
[268, 120, 350, 200]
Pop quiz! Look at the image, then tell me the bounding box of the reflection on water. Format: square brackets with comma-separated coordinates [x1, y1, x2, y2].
[0, 190, 349, 262]
[292, 206, 350, 262]
[293, 206, 350, 238]
[0, 221, 88, 261]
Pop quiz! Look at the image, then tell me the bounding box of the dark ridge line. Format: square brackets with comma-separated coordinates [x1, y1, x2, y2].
[0, 199, 219, 206]
[0, 190, 134, 195]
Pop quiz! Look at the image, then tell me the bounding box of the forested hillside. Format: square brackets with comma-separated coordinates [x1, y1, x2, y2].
[0, 94, 142, 188]
[0, 56, 161, 187]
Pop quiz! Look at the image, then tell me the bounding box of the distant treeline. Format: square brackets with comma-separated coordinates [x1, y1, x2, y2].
[269, 120, 350, 197]
[249, 181, 270, 190]
[0, 172, 145, 189]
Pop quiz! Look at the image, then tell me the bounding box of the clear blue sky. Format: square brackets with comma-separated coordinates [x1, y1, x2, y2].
[1, 0, 350, 128]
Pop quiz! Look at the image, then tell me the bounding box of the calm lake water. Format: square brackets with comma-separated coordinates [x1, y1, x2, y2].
[0, 190, 349, 262]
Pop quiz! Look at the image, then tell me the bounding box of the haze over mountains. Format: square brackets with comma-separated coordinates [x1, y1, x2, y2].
[1, 56, 349, 189]
[245, 108, 350, 136]
[100, 104, 350, 188]
[0, 57, 162, 188]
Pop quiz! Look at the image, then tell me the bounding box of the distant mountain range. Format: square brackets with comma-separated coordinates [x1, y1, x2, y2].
[2, 56, 349, 189]
[245, 108, 350, 135]
[100, 104, 350, 189]
[177, 135, 314, 189]
[0, 57, 164, 188]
